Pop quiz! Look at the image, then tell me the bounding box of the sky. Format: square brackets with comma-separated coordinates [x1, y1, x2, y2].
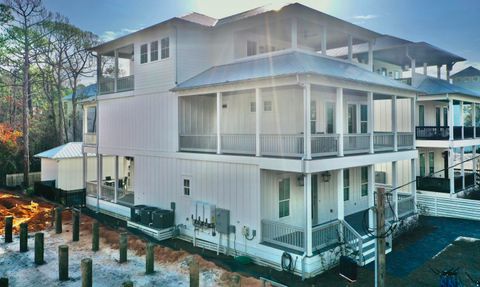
[42, 0, 480, 73]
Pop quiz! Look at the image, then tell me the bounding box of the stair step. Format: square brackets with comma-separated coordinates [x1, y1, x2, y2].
[361, 247, 392, 266]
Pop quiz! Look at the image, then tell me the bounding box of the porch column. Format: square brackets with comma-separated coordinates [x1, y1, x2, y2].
[461, 147, 465, 189]
[448, 99, 454, 141]
[216, 92, 222, 154]
[82, 152, 87, 189]
[368, 92, 374, 154]
[437, 65, 442, 79]
[304, 83, 312, 160]
[255, 88, 262, 157]
[392, 95, 398, 151]
[368, 41, 374, 71]
[411, 158, 417, 213]
[336, 88, 344, 156]
[473, 145, 477, 184]
[411, 97, 416, 149]
[114, 49, 119, 93]
[321, 26, 327, 55]
[337, 169, 345, 220]
[347, 35, 353, 61]
[392, 161, 399, 217]
[304, 173, 313, 256]
[473, 103, 476, 138]
[423, 63, 428, 75]
[114, 156, 119, 203]
[291, 18, 298, 49]
[97, 154, 103, 210]
[368, 164, 375, 229]
[449, 149, 455, 196]
[460, 101, 464, 139]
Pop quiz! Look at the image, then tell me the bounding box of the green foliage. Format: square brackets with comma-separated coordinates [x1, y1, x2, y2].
[25, 186, 35, 196]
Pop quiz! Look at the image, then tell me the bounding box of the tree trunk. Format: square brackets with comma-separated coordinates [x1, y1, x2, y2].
[72, 85, 78, 141]
[22, 36, 30, 188]
[57, 64, 64, 144]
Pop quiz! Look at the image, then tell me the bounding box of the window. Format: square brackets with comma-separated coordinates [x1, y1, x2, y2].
[419, 153, 426, 177]
[361, 166, 368, 196]
[279, 178, 290, 218]
[429, 152, 435, 175]
[247, 40, 257, 56]
[86, 106, 96, 133]
[381, 68, 387, 77]
[343, 169, 350, 201]
[326, 103, 335, 134]
[348, 104, 357, 133]
[161, 37, 169, 59]
[436, 107, 441, 127]
[419, 105, 425, 126]
[183, 178, 191, 196]
[150, 41, 158, 61]
[394, 71, 401, 79]
[360, 104, 368, 133]
[140, 44, 148, 64]
[311, 100, 317, 134]
[250, 102, 256, 112]
[443, 107, 448, 126]
[264, 100, 272, 112]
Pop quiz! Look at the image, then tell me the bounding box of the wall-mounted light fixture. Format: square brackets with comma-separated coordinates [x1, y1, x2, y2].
[321, 171, 331, 182]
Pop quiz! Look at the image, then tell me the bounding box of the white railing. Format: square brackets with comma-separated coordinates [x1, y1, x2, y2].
[260, 134, 304, 157]
[86, 181, 97, 197]
[101, 184, 115, 202]
[374, 132, 394, 152]
[340, 220, 364, 264]
[221, 134, 255, 155]
[83, 133, 96, 146]
[312, 220, 340, 251]
[179, 134, 217, 153]
[398, 132, 414, 150]
[344, 133, 370, 154]
[417, 193, 480, 221]
[99, 77, 115, 94]
[398, 195, 415, 218]
[311, 134, 339, 157]
[5, 172, 41, 187]
[117, 75, 134, 92]
[261, 219, 304, 252]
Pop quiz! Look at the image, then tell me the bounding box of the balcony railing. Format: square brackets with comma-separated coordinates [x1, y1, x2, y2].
[374, 132, 394, 152]
[416, 173, 475, 193]
[312, 220, 340, 251]
[221, 134, 255, 155]
[398, 132, 414, 149]
[179, 134, 217, 153]
[416, 126, 449, 140]
[261, 219, 305, 252]
[99, 75, 134, 95]
[260, 134, 304, 157]
[117, 75, 135, 92]
[311, 134, 339, 157]
[398, 195, 415, 218]
[344, 133, 370, 154]
[83, 133, 96, 146]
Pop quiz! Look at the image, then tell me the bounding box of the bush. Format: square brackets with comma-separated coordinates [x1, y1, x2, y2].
[25, 186, 35, 197]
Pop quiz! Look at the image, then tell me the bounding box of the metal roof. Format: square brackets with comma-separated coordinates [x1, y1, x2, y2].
[63, 84, 97, 101]
[414, 75, 480, 97]
[173, 51, 418, 93]
[451, 66, 480, 78]
[35, 142, 91, 159]
[180, 12, 217, 27]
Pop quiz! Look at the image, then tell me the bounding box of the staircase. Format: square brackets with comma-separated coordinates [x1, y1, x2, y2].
[360, 234, 393, 265]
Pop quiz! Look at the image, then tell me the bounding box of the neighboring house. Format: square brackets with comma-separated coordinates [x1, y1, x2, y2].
[82, 3, 418, 277]
[451, 66, 480, 92]
[63, 84, 97, 141]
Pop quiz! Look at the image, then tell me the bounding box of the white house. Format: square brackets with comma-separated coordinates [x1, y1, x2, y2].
[82, 3, 419, 277]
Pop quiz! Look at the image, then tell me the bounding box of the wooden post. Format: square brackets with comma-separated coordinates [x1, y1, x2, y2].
[55, 207, 62, 234]
[4, 216, 13, 243]
[58, 245, 69, 281]
[375, 187, 386, 287]
[122, 281, 134, 287]
[34, 232, 44, 265]
[19, 222, 28, 252]
[0, 278, 8, 287]
[72, 210, 80, 242]
[146, 242, 155, 274]
[119, 232, 128, 263]
[92, 221, 99, 251]
[81, 258, 92, 287]
[189, 260, 199, 287]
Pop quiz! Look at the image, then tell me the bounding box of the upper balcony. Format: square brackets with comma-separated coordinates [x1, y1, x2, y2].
[98, 44, 135, 95]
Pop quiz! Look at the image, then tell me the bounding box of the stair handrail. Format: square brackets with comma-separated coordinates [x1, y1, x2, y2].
[339, 219, 364, 265]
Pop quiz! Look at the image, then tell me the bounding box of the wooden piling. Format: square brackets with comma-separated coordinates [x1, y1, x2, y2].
[81, 258, 92, 287]
[55, 207, 62, 234]
[92, 221, 99, 252]
[119, 232, 128, 263]
[34, 232, 44, 265]
[0, 277, 8, 287]
[58, 245, 69, 281]
[122, 281, 133, 287]
[19, 223, 28, 252]
[4, 216, 13, 243]
[145, 242, 154, 274]
[189, 259, 199, 287]
[72, 210, 80, 242]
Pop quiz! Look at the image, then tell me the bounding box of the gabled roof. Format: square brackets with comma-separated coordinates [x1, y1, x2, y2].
[451, 66, 480, 78]
[180, 12, 217, 27]
[414, 75, 480, 97]
[35, 142, 90, 159]
[173, 51, 418, 93]
[63, 84, 97, 101]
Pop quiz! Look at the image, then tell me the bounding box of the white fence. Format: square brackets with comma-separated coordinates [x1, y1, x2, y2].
[417, 193, 480, 221]
[5, 172, 41, 187]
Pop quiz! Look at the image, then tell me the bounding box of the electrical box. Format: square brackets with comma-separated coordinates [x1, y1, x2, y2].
[215, 208, 230, 234]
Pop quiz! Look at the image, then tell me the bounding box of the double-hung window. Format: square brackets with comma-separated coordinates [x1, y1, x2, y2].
[279, 178, 290, 218]
[161, 37, 169, 59]
[429, 152, 435, 175]
[150, 41, 158, 61]
[183, 178, 191, 196]
[419, 153, 426, 177]
[140, 44, 148, 64]
[343, 169, 350, 201]
[361, 167, 368, 196]
[419, 105, 425, 126]
[326, 103, 335, 133]
[311, 101, 317, 134]
[360, 104, 368, 133]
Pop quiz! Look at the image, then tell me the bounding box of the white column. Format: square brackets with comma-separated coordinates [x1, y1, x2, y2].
[114, 156, 119, 203]
[449, 149, 455, 196]
[437, 65, 442, 79]
[97, 154, 103, 205]
[304, 83, 312, 160]
[473, 103, 476, 138]
[321, 26, 327, 55]
[255, 88, 262, 157]
[216, 92, 222, 154]
[368, 164, 375, 229]
[336, 88, 344, 156]
[114, 49, 119, 93]
[448, 99, 454, 141]
[461, 147, 465, 189]
[291, 18, 298, 49]
[411, 158, 417, 213]
[368, 92, 374, 154]
[411, 58, 416, 83]
[347, 35, 353, 61]
[304, 173, 313, 256]
[368, 41, 374, 71]
[411, 97, 416, 149]
[392, 161, 398, 217]
[460, 101, 464, 139]
[423, 62, 428, 75]
[337, 169, 344, 220]
[392, 95, 398, 151]
[473, 145, 477, 184]
[82, 153, 87, 189]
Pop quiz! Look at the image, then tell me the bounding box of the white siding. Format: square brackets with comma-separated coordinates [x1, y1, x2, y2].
[40, 158, 58, 183]
[375, 159, 413, 193]
[374, 98, 412, 132]
[417, 101, 448, 126]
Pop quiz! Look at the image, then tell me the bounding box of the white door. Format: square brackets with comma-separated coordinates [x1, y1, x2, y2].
[316, 172, 338, 224]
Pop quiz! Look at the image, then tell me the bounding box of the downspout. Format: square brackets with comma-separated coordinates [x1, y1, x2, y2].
[94, 52, 100, 213]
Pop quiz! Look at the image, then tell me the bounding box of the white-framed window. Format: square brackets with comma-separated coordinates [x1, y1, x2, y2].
[343, 169, 350, 201]
[161, 37, 169, 59]
[150, 40, 158, 61]
[247, 40, 257, 56]
[264, 100, 272, 112]
[140, 44, 148, 64]
[325, 102, 335, 134]
[86, 106, 96, 133]
[278, 177, 290, 218]
[361, 166, 368, 196]
[182, 177, 191, 196]
[250, 102, 256, 112]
